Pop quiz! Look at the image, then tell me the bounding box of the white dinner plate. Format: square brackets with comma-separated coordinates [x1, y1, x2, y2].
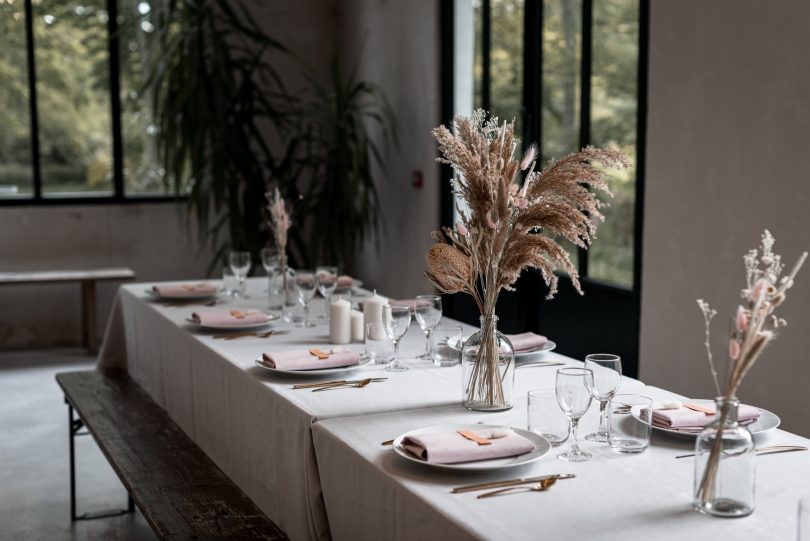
[145, 288, 218, 301]
[254, 355, 372, 376]
[393, 424, 551, 471]
[447, 335, 556, 360]
[631, 399, 781, 438]
[186, 313, 279, 331]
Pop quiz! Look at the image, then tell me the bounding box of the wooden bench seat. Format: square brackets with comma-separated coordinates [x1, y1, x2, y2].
[0, 268, 135, 353]
[56, 369, 287, 540]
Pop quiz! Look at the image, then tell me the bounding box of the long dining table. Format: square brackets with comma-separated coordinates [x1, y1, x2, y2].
[98, 278, 810, 541]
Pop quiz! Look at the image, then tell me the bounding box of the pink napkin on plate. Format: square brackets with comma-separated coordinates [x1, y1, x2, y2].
[389, 299, 432, 310]
[506, 332, 548, 353]
[153, 283, 217, 298]
[401, 429, 536, 464]
[652, 404, 761, 430]
[262, 349, 360, 371]
[337, 275, 355, 288]
[192, 310, 268, 326]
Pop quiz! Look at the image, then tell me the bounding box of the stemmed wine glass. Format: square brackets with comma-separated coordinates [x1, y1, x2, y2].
[294, 269, 317, 327]
[555, 367, 594, 462]
[584, 353, 622, 442]
[229, 251, 251, 298]
[260, 247, 279, 294]
[414, 295, 442, 363]
[382, 304, 412, 372]
[316, 266, 339, 323]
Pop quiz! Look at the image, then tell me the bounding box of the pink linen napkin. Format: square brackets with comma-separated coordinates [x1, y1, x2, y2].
[401, 429, 536, 464]
[389, 299, 432, 310]
[262, 349, 360, 371]
[153, 283, 217, 298]
[506, 332, 548, 353]
[651, 405, 761, 430]
[191, 310, 268, 326]
[337, 275, 355, 288]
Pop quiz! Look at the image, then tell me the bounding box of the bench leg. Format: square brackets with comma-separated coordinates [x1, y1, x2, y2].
[67, 400, 134, 521]
[81, 281, 98, 355]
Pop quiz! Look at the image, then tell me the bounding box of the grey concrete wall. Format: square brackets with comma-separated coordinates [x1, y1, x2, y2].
[641, 0, 810, 436]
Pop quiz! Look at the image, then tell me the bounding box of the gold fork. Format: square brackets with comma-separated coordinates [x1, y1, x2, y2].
[312, 378, 376, 392]
[477, 477, 557, 499]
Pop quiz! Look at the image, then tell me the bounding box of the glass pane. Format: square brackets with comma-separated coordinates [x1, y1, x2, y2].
[34, 0, 113, 196]
[0, 1, 33, 198]
[587, 0, 639, 287]
[119, 0, 165, 194]
[490, 0, 523, 136]
[472, 0, 484, 110]
[542, 0, 582, 271]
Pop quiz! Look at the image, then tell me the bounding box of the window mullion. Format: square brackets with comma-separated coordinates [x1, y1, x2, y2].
[481, 0, 491, 111]
[577, 0, 594, 279]
[107, 0, 125, 199]
[24, 0, 42, 200]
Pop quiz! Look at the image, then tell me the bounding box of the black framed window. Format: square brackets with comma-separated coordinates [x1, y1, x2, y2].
[0, 0, 171, 204]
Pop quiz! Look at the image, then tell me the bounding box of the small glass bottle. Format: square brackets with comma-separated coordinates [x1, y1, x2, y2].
[461, 315, 515, 411]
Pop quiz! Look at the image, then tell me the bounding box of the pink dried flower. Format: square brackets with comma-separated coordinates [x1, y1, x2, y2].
[456, 221, 469, 237]
[519, 144, 537, 171]
[509, 184, 518, 194]
[751, 278, 768, 300]
[735, 305, 748, 333]
[517, 198, 528, 209]
[729, 339, 740, 360]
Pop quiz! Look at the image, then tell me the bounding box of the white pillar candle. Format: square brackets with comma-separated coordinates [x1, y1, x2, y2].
[329, 298, 351, 345]
[363, 291, 389, 340]
[350, 310, 364, 342]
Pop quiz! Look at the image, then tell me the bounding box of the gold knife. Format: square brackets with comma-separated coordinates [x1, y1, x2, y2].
[452, 473, 575, 494]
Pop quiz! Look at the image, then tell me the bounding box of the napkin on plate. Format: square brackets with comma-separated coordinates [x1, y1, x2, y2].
[389, 299, 432, 310]
[191, 310, 268, 326]
[401, 428, 536, 464]
[152, 283, 217, 298]
[506, 332, 548, 353]
[262, 349, 360, 371]
[651, 404, 761, 431]
[337, 275, 355, 288]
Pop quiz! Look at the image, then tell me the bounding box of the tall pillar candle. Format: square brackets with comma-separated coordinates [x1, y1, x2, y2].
[363, 291, 388, 340]
[350, 310, 364, 342]
[330, 298, 351, 344]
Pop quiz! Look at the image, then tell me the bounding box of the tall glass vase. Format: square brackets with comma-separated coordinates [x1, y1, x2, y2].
[693, 396, 756, 517]
[461, 315, 515, 411]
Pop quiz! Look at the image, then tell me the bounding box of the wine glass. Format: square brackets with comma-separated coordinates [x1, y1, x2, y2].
[414, 295, 442, 363]
[555, 367, 594, 462]
[229, 251, 251, 298]
[294, 269, 317, 327]
[584, 353, 622, 442]
[316, 266, 339, 323]
[382, 304, 412, 372]
[260, 247, 279, 295]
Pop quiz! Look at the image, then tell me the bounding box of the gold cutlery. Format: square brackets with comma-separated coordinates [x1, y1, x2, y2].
[292, 378, 388, 390]
[451, 473, 575, 494]
[213, 330, 281, 340]
[477, 477, 557, 499]
[312, 378, 380, 392]
[675, 445, 808, 459]
[517, 361, 566, 368]
[172, 299, 218, 307]
[381, 439, 395, 446]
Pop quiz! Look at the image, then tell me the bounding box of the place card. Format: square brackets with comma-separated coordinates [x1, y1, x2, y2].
[457, 430, 491, 446]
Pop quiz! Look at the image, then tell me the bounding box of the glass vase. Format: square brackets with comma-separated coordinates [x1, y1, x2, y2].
[270, 266, 297, 322]
[461, 315, 515, 411]
[693, 396, 756, 517]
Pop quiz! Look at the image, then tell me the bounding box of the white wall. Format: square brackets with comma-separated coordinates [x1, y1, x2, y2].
[641, 0, 810, 436]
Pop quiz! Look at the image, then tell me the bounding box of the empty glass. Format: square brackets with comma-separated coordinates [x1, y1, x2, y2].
[584, 353, 623, 442]
[294, 269, 317, 327]
[229, 251, 251, 298]
[365, 322, 394, 365]
[608, 394, 652, 454]
[528, 389, 570, 446]
[261, 247, 279, 298]
[556, 367, 594, 462]
[414, 295, 442, 362]
[382, 304, 411, 372]
[433, 325, 463, 367]
[222, 267, 238, 296]
[316, 266, 339, 323]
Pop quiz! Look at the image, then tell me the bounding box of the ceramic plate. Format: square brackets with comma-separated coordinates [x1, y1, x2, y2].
[146, 288, 218, 301]
[186, 313, 279, 331]
[632, 399, 781, 438]
[392, 424, 551, 471]
[254, 355, 372, 376]
[447, 335, 556, 360]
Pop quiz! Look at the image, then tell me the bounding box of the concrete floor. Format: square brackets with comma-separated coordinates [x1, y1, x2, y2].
[0, 349, 155, 540]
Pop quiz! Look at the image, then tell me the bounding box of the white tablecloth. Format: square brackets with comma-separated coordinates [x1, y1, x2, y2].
[97, 279, 637, 540]
[312, 385, 810, 541]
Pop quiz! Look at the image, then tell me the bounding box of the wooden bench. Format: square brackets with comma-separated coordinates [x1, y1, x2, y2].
[56, 369, 287, 540]
[0, 268, 135, 353]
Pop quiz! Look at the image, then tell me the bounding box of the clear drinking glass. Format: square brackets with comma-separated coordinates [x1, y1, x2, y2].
[261, 247, 279, 294]
[528, 389, 570, 446]
[382, 304, 411, 372]
[433, 325, 463, 367]
[316, 266, 339, 323]
[584, 353, 623, 442]
[608, 394, 652, 454]
[555, 367, 594, 462]
[798, 498, 810, 541]
[222, 267, 238, 296]
[365, 322, 394, 365]
[229, 251, 251, 298]
[414, 295, 442, 362]
[294, 269, 317, 327]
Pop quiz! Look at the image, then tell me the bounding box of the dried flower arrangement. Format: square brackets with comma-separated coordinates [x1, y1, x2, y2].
[266, 187, 292, 271]
[695, 230, 807, 507]
[425, 110, 628, 408]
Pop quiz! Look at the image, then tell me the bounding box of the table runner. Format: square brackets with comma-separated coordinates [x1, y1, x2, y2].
[97, 279, 642, 540]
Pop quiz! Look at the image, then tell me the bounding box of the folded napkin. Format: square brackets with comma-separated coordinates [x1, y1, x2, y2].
[337, 275, 355, 288]
[506, 332, 548, 353]
[152, 283, 217, 298]
[651, 404, 761, 431]
[262, 349, 360, 371]
[191, 310, 268, 326]
[389, 299, 432, 310]
[401, 428, 536, 464]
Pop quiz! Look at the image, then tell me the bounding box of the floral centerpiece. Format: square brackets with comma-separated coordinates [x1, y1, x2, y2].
[695, 230, 807, 516]
[425, 110, 628, 410]
[266, 187, 293, 308]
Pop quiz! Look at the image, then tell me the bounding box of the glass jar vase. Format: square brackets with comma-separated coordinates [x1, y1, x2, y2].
[461, 315, 515, 411]
[693, 396, 756, 517]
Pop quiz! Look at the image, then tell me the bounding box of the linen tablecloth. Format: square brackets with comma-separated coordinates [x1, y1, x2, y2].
[97, 279, 640, 541]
